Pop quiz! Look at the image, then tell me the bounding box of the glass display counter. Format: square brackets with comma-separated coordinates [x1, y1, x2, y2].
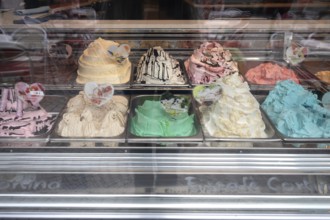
[0, 0, 330, 219]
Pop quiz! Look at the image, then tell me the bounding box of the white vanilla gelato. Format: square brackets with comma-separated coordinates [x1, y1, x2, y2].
[200, 73, 267, 138]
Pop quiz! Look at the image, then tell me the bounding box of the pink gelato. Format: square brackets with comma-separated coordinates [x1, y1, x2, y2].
[184, 42, 239, 84]
[245, 62, 300, 85]
[0, 88, 56, 137]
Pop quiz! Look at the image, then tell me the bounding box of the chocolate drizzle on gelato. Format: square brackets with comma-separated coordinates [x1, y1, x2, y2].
[0, 87, 56, 137]
[136, 46, 185, 85]
[184, 42, 238, 84]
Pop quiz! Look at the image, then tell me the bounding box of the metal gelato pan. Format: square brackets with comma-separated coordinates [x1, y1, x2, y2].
[0, 95, 67, 143]
[258, 94, 330, 143]
[127, 94, 203, 143]
[131, 60, 190, 88]
[195, 94, 281, 142]
[50, 95, 130, 144]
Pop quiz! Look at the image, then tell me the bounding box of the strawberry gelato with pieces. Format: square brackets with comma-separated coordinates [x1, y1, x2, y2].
[184, 42, 238, 84]
[0, 84, 56, 137]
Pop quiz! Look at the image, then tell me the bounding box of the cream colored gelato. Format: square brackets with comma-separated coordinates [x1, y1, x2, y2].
[200, 73, 267, 138]
[76, 38, 131, 84]
[57, 92, 128, 137]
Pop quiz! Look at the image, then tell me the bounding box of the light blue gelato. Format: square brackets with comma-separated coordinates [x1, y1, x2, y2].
[262, 80, 330, 138]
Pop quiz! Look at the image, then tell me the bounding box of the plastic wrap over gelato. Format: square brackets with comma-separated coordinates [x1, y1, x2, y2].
[200, 73, 267, 138]
[245, 62, 299, 85]
[57, 92, 128, 137]
[130, 95, 196, 137]
[136, 46, 185, 85]
[262, 80, 330, 138]
[76, 38, 131, 84]
[0, 87, 56, 137]
[184, 42, 238, 84]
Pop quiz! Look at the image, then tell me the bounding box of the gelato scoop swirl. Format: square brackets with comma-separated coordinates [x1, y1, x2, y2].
[185, 42, 238, 84]
[76, 38, 131, 84]
[200, 73, 267, 138]
[130, 95, 196, 137]
[57, 92, 128, 137]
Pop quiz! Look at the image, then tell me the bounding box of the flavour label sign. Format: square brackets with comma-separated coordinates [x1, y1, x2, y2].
[158, 175, 329, 195]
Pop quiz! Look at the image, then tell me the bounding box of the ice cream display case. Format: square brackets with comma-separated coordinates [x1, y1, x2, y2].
[0, 0, 330, 219]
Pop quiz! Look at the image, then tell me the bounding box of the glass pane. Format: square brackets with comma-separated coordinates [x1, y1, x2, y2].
[0, 173, 328, 195]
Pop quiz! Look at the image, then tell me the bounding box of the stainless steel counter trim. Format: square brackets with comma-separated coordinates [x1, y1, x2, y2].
[2, 194, 330, 218]
[0, 194, 329, 210]
[0, 153, 329, 174]
[0, 212, 330, 220]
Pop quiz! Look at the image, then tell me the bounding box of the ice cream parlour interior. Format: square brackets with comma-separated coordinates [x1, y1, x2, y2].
[0, 17, 329, 149]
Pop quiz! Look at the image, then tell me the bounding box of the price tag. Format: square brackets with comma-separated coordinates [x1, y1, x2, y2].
[84, 82, 114, 107]
[286, 44, 308, 65]
[108, 44, 130, 64]
[29, 90, 44, 96]
[15, 82, 45, 107]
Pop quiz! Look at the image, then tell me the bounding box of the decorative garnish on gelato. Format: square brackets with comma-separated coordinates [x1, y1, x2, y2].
[15, 82, 45, 106]
[160, 92, 189, 117]
[286, 43, 308, 65]
[14, 82, 45, 117]
[193, 84, 221, 104]
[84, 82, 114, 106]
[108, 44, 130, 64]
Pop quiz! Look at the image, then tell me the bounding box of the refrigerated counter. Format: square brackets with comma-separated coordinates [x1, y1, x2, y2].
[0, 8, 330, 219]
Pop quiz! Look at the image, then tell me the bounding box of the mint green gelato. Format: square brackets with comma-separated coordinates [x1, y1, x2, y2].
[262, 80, 330, 138]
[130, 100, 196, 137]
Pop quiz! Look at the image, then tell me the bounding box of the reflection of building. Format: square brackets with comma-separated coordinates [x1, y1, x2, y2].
[106, 0, 185, 19]
[24, 0, 51, 9]
[287, 0, 325, 19]
[1, 0, 24, 9]
[2, 0, 330, 20]
[181, 0, 330, 20]
[184, 0, 224, 19]
[106, 0, 143, 19]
